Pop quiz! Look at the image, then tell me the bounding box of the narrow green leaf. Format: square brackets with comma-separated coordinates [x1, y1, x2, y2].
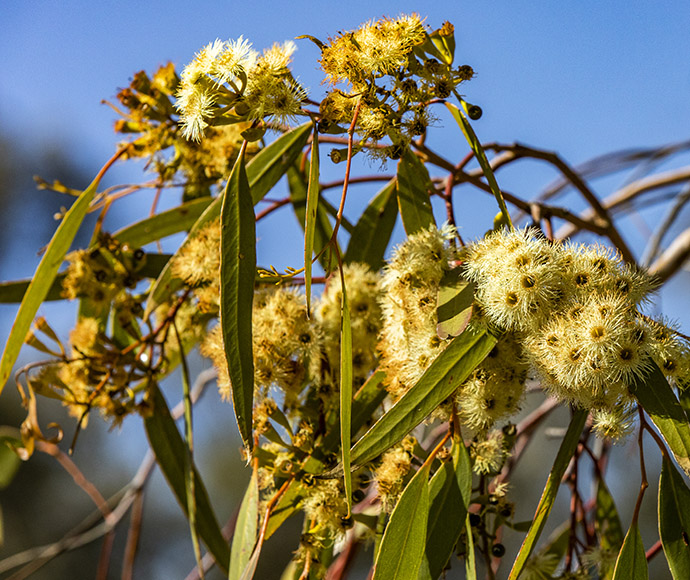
[144, 382, 230, 572]
[351, 370, 388, 435]
[611, 522, 648, 580]
[629, 363, 690, 476]
[419, 439, 472, 579]
[288, 165, 336, 272]
[114, 198, 213, 247]
[597, 479, 625, 553]
[0, 428, 21, 490]
[349, 327, 496, 468]
[146, 123, 311, 317]
[265, 482, 303, 539]
[0, 275, 65, 304]
[340, 281, 353, 516]
[507, 408, 588, 580]
[344, 179, 399, 270]
[229, 472, 259, 580]
[0, 174, 102, 393]
[246, 122, 312, 205]
[396, 148, 435, 236]
[659, 456, 690, 579]
[220, 148, 256, 452]
[436, 268, 475, 339]
[318, 369, 388, 460]
[304, 126, 320, 312]
[465, 514, 477, 580]
[373, 462, 431, 580]
[446, 103, 512, 228]
[176, 323, 203, 574]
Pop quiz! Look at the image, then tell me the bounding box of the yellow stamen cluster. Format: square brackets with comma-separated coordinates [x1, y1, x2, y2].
[317, 16, 474, 160]
[175, 37, 306, 141]
[315, 263, 382, 389]
[462, 228, 689, 437]
[378, 225, 457, 399]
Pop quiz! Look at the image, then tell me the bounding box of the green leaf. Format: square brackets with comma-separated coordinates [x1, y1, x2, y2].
[0, 428, 21, 489]
[446, 103, 512, 228]
[436, 268, 475, 340]
[114, 198, 213, 247]
[629, 363, 690, 476]
[288, 165, 336, 272]
[349, 327, 496, 468]
[144, 382, 230, 573]
[146, 123, 311, 317]
[229, 472, 259, 580]
[344, 179, 399, 270]
[659, 456, 690, 579]
[464, 514, 477, 580]
[264, 482, 303, 539]
[612, 522, 648, 580]
[340, 281, 353, 516]
[0, 173, 102, 394]
[373, 462, 431, 580]
[418, 439, 472, 580]
[351, 370, 388, 435]
[220, 148, 256, 452]
[396, 148, 435, 236]
[304, 126, 320, 312]
[507, 408, 588, 580]
[597, 478, 625, 553]
[0, 276, 66, 304]
[246, 122, 312, 205]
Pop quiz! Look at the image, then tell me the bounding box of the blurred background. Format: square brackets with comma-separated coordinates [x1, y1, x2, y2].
[1, 1, 689, 578]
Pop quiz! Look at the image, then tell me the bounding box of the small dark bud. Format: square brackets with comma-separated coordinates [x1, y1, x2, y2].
[467, 105, 482, 120]
[491, 543, 506, 558]
[469, 513, 481, 527]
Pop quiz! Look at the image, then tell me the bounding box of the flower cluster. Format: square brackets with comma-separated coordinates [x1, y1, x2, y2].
[111, 63, 258, 200]
[317, 15, 474, 160]
[175, 38, 307, 141]
[463, 228, 689, 439]
[378, 225, 529, 431]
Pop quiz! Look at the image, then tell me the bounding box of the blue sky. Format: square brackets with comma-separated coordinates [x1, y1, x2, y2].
[3, 1, 689, 160]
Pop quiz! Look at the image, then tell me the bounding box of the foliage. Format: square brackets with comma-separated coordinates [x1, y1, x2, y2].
[3, 13, 690, 579]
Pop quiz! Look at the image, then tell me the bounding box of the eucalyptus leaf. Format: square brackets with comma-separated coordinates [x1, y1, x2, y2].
[344, 179, 399, 270]
[220, 148, 256, 452]
[436, 268, 475, 339]
[144, 382, 230, 573]
[596, 479, 625, 553]
[396, 148, 435, 236]
[418, 439, 472, 579]
[114, 197, 213, 247]
[373, 462, 430, 580]
[659, 456, 690, 579]
[0, 170, 103, 393]
[446, 103, 512, 227]
[304, 125, 320, 312]
[629, 363, 690, 476]
[229, 472, 259, 580]
[507, 408, 588, 580]
[288, 165, 336, 272]
[611, 522, 648, 580]
[340, 281, 353, 516]
[349, 326, 495, 469]
[145, 122, 312, 318]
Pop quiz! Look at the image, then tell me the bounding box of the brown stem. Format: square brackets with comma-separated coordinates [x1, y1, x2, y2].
[121, 490, 145, 580]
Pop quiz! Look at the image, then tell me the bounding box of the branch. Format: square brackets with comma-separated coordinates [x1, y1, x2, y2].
[648, 226, 690, 282]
